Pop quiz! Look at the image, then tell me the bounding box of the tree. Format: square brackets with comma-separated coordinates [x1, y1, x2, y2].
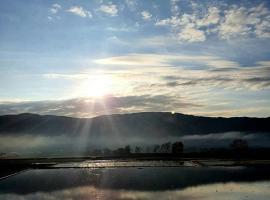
[153, 144, 160, 153]
[92, 149, 102, 156]
[230, 139, 249, 152]
[113, 148, 124, 156]
[146, 146, 151, 153]
[160, 142, 171, 153]
[103, 148, 112, 156]
[113, 145, 131, 156]
[172, 141, 184, 155]
[135, 146, 141, 153]
[124, 145, 131, 154]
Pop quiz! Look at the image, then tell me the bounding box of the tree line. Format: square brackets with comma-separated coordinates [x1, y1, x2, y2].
[90, 141, 184, 156]
[89, 139, 252, 157]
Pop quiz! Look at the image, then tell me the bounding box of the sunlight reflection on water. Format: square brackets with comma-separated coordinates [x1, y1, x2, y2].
[53, 160, 187, 168]
[0, 164, 270, 200]
[0, 182, 269, 200]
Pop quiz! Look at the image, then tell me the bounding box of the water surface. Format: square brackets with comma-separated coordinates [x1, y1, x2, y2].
[0, 161, 270, 200]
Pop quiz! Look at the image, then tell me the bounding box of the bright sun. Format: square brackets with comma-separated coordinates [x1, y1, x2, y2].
[79, 76, 112, 97]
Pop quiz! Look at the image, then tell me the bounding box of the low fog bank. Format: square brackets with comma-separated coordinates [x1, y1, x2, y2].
[0, 131, 270, 157]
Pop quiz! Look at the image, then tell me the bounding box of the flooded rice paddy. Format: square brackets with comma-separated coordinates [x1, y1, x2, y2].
[0, 160, 270, 200]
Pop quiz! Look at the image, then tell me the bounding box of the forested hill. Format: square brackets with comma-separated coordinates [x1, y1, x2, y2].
[0, 112, 269, 137]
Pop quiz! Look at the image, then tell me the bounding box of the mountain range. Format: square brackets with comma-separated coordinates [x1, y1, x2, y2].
[0, 112, 269, 137]
[1, 112, 270, 156]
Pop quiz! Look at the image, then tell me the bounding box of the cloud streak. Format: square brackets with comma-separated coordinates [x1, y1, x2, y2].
[2, 52, 269, 118]
[0, 95, 200, 118]
[94, 53, 240, 69]
[94, 53, 270, 90]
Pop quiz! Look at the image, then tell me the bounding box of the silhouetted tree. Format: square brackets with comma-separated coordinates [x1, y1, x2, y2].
[230, 139, 249, 153]
[103, 148, 112, 156]
[160, 142, 171, 153]
[92, 149, 102, 156]
[124, 145, 131, 154]
[146, 146, 151, 153]
[172, 141, 184, 154]
[114, 145, 131, 156]
[135, 146, 141, 153]
[113, 148, 125, 156]
[153, 144, 160, 153]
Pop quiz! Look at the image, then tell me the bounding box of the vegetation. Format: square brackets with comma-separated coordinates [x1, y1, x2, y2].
[87, 141, 184, 156]
[82, 139, 269, 159]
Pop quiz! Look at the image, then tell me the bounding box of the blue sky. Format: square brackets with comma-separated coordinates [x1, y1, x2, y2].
[0, 0, 270, 117]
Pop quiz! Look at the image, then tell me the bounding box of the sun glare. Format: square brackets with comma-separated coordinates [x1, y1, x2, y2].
[79, 76, 112, 97]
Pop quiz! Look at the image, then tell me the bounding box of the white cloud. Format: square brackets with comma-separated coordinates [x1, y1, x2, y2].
[197, 7, 220, 27]
[141, 11, 152, 21]
[0, 95, 195, 118]
[125, 0, 138, 11]
[67, 6, 92, 18]
[156, 15, 191, 27]
[43, 74, 89, 80]
[255, 19, 270, 38]
[94, 53, 239, 69]
[95, 53, 172, 67]
[218, 4, 270, 39]
[170, 0, 180, 15]
[50, 3, 61, 14]
[98, 4, 118, 16]
[93, 53, 270, 90]
[47, 16, 53, 21]
[219, 7, 253, 39]
[156, 2, 270, 42]
[156, 13, 205, 42]
[105, 26, 137, 32]
[134, 35, 178, 47]
[11, 54, 270, 117]
[3, 52, 268, 118]
[178, 25, 206, 42]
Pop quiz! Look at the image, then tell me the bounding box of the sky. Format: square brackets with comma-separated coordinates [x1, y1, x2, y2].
[0, 0, 270, 118]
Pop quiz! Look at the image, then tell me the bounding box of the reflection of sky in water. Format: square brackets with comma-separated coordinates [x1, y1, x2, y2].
[1, 182, 270, 200]
[0, 166, 270, 200]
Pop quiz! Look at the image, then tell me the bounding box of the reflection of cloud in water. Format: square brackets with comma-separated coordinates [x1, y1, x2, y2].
[1, 182, 270, 200]
[1, 167, 270, 194]
[122, 182, 270, 200]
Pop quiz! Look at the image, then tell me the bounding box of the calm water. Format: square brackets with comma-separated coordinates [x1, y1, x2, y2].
[0, 162, 270, 200]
